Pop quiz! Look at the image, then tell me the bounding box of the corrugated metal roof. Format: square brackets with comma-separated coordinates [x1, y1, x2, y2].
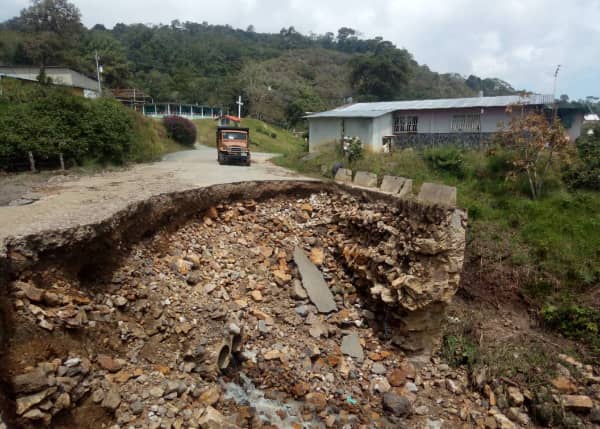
[0, 66, 99, 91]
[306, 94, 554, 119]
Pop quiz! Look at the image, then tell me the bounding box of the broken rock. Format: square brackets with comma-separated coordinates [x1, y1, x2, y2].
[341, 333, 364, 362]
[382, 393, 412, 417]
[293, 246, 337, 313]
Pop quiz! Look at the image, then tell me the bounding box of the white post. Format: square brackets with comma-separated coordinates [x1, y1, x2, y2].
[236, 95, 244, 118]
[95, 50, 102, 96]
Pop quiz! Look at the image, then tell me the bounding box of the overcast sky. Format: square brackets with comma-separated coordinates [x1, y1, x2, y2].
[2, 0, 598, 100]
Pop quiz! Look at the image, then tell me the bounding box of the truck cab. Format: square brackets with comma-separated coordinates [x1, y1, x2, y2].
[216, 127, 251, 166]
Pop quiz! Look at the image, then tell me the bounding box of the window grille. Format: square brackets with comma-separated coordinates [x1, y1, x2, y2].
[393, 115, 418, 134]
[451, 114, 481, 132]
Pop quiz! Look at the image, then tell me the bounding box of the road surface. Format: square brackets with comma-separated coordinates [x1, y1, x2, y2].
[0, 146, 311, 252]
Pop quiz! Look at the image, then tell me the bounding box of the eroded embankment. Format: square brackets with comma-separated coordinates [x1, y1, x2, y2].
[0, 180, 467, 428]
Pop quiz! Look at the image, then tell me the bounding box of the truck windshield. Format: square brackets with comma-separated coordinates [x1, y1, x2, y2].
[223, 132, 247, 140]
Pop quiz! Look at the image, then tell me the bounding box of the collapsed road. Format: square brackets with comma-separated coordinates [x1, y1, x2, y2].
[0, 179, 472, 428]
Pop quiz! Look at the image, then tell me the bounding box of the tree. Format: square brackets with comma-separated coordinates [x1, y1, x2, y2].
[15, 0, 82, 68]
[495, 110, 569, 199]
[350, 47, 411, 101]
[82, 30, 131, 87]
[18, 0, 82, 34]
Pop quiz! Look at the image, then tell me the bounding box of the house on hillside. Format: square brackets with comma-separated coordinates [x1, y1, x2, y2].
[306, 94, 585, 152]
[217, 115, 241, 127]
[0, 66, 100, 98]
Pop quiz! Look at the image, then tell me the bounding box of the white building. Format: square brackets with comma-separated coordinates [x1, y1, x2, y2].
[306, 94, 585, 152]
[0, 66, 100, 98]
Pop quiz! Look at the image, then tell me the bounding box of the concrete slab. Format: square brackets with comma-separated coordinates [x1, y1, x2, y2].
[417, 182, 457, 207]
[397, 179, 413, 198]
[334, 168, 352, 184]
[353, 171, 377, 188]
[293, 246, 337, 313]
[380, 175, 413, 197]
[341, 333, 364, 362]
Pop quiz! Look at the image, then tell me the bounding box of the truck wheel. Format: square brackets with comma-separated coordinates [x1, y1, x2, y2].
[245, 157, 251, 166]
[217, 153, 224, 165]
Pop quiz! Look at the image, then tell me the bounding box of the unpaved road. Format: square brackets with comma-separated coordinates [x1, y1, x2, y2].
[0, 146, 311, 253]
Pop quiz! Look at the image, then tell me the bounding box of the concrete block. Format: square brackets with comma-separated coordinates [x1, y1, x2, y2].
[397, 179, 413, 198]
[417, 182, 457, 207]
[353, 171, 378, 188]
[380, 176, 413, 197]
[334, 168, 353, 184]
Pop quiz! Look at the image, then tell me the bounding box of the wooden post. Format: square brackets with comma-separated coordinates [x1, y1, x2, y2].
[28, 151, 36, 173]
[59, 153, 65, 171]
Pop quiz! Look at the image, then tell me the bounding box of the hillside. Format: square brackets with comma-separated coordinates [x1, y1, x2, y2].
[0, 3, 519, 127]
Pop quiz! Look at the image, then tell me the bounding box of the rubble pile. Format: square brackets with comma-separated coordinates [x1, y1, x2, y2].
[4, 190, 597, 428]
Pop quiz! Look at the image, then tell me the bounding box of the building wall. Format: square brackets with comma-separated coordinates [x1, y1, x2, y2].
[370, 114, 393, 152]
[343, 118, 373, 147]
[308, 118, 342, 151]
[391, 106, 522, 134]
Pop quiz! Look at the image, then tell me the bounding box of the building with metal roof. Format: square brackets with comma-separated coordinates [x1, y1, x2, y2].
[0, 66, 100, 98]
[306, 94, 584, 152]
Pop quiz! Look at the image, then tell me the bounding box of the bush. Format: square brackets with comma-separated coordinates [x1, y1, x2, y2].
[345, 137, 363, 162]
[0, 79, 171, 168]
[565, 126, 600, 190]
[423, 146, 464, 177]
[541, 304, 600, 344]
[162, 116, 197, 146]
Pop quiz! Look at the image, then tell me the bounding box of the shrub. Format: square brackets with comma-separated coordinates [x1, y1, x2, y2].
[345, 137, 363, 162]
[163, 116, 197, 146]
[541, 304, 599, 344]
[0, 79, 169, 168]
[82, 98, 137, 164]
[423, 146, 464, 177]
[564, 126, 600, 190]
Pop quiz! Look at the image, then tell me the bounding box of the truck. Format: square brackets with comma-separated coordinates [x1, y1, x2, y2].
[216, 126, 251, 166]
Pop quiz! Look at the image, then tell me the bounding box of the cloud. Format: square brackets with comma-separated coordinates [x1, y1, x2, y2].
[1, 0, 598, 99]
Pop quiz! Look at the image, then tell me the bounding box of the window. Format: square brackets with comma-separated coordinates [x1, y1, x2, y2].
[451, 114, 481, 132]
[222, 132, 248, 140]
[393, 115, 418, 134]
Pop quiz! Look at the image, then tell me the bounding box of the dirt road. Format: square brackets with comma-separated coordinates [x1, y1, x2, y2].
[0, 146, 311, 255]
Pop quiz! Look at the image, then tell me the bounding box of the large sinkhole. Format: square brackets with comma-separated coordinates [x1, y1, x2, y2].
[0, 181, 466, 428]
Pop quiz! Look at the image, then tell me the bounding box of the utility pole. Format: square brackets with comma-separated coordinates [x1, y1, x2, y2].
[95, 50, 102, 96]
[552, 64, 561, 119]
[236, 95, 243, 119]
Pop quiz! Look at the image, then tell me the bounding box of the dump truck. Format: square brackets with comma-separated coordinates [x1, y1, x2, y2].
[216, 126, 251, 166]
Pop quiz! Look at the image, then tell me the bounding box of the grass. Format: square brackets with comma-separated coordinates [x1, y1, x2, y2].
[131, 116, 187, 163]
[193, 118, 306, 156]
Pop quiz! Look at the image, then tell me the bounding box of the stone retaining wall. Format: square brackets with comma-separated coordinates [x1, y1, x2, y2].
[391, 132, 494, 150]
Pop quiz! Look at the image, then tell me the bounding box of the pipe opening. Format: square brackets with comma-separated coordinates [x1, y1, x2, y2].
[217, 344, 231, 370]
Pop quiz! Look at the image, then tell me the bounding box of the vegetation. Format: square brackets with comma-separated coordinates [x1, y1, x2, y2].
[565, 124, 600, 191]
[163, 116, 197, 147]
[494, 111, 569, 199]
[1, 0, 523, 127]
[0, 79, 178, 168]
